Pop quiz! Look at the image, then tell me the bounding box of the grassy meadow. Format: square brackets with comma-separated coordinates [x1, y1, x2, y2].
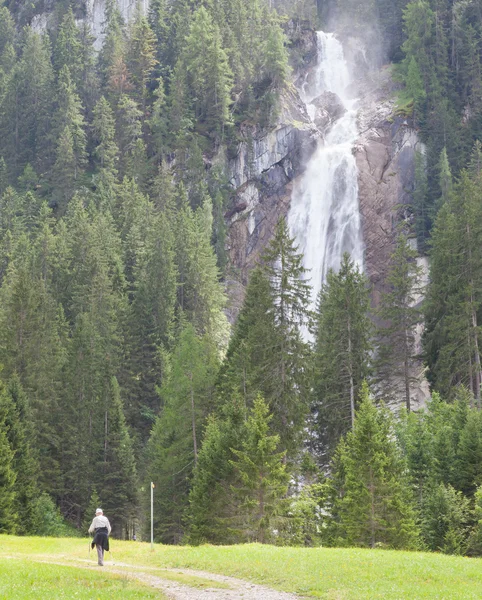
[1, 535, 482, 599]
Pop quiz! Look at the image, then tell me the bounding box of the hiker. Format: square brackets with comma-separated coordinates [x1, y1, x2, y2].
[88, 508, 111, 566]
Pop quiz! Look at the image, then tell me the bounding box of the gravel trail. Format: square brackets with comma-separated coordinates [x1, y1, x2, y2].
[27, 556, 306, 600]
[102, 563, 304, 600]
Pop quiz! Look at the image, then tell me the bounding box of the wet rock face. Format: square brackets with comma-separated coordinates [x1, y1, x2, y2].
[225, 34, 320, 293]
[226, 122, 318, 288]
[311, 91, 346, 130]
[354, 67, 422, 303]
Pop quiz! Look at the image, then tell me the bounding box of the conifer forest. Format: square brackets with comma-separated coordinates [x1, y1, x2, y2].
[2, 0, 482, 557]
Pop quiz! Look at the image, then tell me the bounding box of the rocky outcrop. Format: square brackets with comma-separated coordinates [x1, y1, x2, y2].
[354, 67, 422, 304]
[312, 91, 346, 131]
[226, 83, 319, 287]
[354, 67, 430, 408]
[31, 0, 150, 48]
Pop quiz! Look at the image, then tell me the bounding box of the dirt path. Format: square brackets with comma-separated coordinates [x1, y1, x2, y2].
[104, 564, 303, 599]
[31, 556, 305, 600]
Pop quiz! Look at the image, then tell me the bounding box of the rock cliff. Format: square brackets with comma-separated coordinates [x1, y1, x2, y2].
[225, 29, 430, 407]
[354, 67, 423, 303]
[226, 35, 423, 309]
[31, 0, 149, 48]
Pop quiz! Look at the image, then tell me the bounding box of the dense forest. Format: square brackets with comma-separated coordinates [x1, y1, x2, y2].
[1, 0, 482, 555]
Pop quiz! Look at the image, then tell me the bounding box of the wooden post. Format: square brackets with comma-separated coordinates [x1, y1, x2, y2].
[151, 482, 155, 551]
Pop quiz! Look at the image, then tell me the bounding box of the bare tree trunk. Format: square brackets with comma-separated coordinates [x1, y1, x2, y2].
[369, 467, 376, 548]
[190, 373, 198, 465]
[347, 318, 355, 429]
[466, 221, 481, 407]
[403, 327, 411, 412]
[468, 329, 475, 408]
[471, 302, 481, 408]
[104, 409, 108, 464]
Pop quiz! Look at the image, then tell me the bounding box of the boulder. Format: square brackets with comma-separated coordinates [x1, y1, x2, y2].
[311, 91, 346, 130]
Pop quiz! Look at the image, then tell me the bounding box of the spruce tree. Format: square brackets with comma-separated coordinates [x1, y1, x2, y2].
[122, 203, 177, 437]
[328, 383, 419, 549]
[145, 324, 219, 543]
[182, 6, 233, 135]
[229, 395, 289, 543]
[312, 253, 372, 465]
[126, 11, 158, 110]
[98, 0, 126, 97]
[260, 217, 312, 456]
[92, 95, 119, 201]
[376, 233, 423, 411]
[0, 376, 39, 534]
[421, 483, 470, 554]
[0, 30, 54, 177]
[53, 8, 83, 88]
[0, 419, 16, 534]
[174, 193, 229, 346]
[51, 66, 87, 206]
[455, 409, 482, 498]
[115, 94, 144, 180]
[216, 267, 277, 406]
[98, 377, 137, 538]
[188, 396, 248, 544]
[424, 171, 482, 403]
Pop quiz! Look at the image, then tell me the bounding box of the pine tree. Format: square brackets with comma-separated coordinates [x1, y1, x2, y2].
[126, 11, 158, 110]
[51, 66, 87, 206]
[116, 94, 145, 180]
[92, 96, 119, 200]
[97, 377, 137, 538]
[174, 193, 229, 346]
[455, 409, 482, 498]
[145, 324, 219, 543]
[421, 483, 470, 554]
[0, 419, 16, 534]
[424, 171, 482, 403]
[188, 396, 248, 544]
[229, 395, 289, 543]
[182, 6, 233, 135]
[122, 203, 177, 438]
[0, 30, 54, 177]
[259, 218, 312, 455]
[0, 376, 39, 535]
[328, 383, 419, 549]
[53, 8, 83, 88]
[312, 253, 372, 465]
[376, 233, 423, 411]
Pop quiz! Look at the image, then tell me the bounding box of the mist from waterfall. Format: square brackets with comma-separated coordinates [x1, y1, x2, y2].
[289, 32, 363, 322]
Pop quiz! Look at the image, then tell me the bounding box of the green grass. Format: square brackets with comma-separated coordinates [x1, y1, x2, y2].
[0, 558, 161, 599]
[1, 535, 482, 599]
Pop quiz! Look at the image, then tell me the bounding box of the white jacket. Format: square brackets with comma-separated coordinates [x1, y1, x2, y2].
[88, 514, 111, 534]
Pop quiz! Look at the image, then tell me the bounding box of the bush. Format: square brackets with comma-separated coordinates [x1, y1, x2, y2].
[33, 493, 79, 537]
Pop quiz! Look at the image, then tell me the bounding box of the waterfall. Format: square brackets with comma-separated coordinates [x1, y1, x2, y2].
[289, 32, 363, 317]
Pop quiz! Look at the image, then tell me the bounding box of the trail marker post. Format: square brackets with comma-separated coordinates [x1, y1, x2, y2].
[151, 482, 155, 551]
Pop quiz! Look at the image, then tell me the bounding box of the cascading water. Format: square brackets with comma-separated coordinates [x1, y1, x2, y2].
[289, 32, 364, 316]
